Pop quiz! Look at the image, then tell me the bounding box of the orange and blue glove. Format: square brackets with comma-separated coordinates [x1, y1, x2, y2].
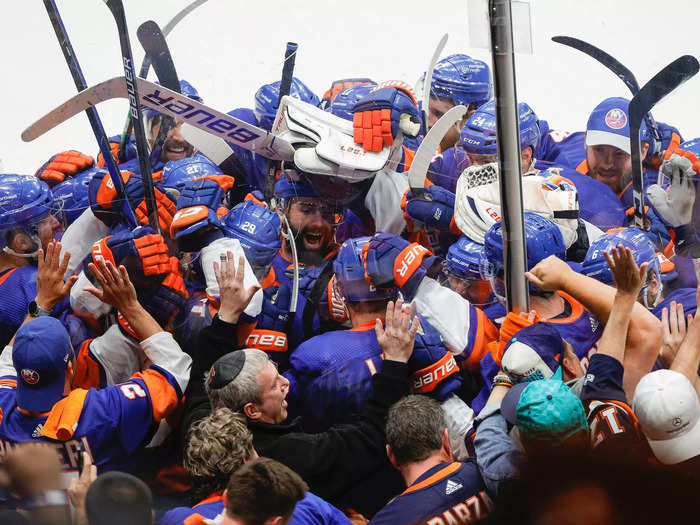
[36, 150, 94, 187]
[89, 226, 171, 279]
[351, 81, 422, 152]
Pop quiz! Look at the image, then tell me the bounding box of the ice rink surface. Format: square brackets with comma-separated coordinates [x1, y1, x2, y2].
[2, 0, 699, 172]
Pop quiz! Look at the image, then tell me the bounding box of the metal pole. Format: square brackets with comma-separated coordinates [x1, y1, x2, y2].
[489, 0, 529, 313]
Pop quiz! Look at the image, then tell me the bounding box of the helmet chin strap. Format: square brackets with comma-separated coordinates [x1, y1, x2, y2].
[3, 239, 40, 259]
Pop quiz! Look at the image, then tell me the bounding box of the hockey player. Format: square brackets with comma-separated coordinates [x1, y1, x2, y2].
[0, 175, 63, 347]
[423, 54, 492, 151]
[0, 248, 191, 479]
[443, 235, 496, 311]
[284, 236, 465, 432]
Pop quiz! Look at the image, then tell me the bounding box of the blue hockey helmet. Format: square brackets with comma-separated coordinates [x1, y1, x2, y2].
[144, 79, 203, 124]
[222, 201, 281, 279]
[481, 212, 566, 301]
[459, 100, 540, 157]
[334, 236, 398, 303]
[445, 235, 495, 307]
[255, 77, 321, 132]
[273, 172, 319, 204]
[581, 227, 661, 306]
[430, 54, 492, 109]
[678, 137, 700, 161]
[0, 174, 54, 254]
[51, 168, 95, 227]
[161, 154, 221, 197]
[327, 83, 377, 121]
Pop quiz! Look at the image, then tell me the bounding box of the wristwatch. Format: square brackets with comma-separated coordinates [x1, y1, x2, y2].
[28, 300, 52, 317]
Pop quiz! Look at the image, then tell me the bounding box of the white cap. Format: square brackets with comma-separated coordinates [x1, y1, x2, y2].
[585, 129, 632, 155]
[632, 369, 700, 465]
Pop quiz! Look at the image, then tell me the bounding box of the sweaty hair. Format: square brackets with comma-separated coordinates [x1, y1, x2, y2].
[85, 472, 152, 525]
[205, 348, 269, 412]
[386, 395, 446, 466]
[225, 457, 308, 525]
[185, 408, 254, 500]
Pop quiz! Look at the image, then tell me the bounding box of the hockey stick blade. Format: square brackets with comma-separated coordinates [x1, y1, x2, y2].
[552, 36, 639, 93]
[422, 34, 448, 135]
[22, 76, 296, 162]
[119, 0, 208, 161]
[407, 104, 467, 196]
[629, 55, 699, 229]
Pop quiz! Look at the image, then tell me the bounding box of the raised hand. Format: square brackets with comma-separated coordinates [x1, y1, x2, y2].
[214, 252, 261, 324]
[604, 244, 648, 298]
[375, 299, 419, 363]
[659, 301, 690, 367]
[84, 258, 139, 313]
[35, 241, 78, 311]
[525, 254, 573, 292]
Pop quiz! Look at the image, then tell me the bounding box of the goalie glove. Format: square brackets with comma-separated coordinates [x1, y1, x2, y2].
[352, 81, 422, 152]
[36, 150, 94, 186]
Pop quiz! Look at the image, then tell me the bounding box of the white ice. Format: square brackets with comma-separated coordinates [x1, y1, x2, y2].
[2, 0, 699, 173]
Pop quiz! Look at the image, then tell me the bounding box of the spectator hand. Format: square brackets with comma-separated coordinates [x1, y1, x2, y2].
[659, 301, 690, 368]
[68, 452, 97, 525]
[84, 258, 140, 314]
[375, 299, 419, 363]
[2, 442, 63, 498]
[525, 255, 573, 292]
[604, 244, 648, 299]
[215, 252, 261, 324]
[35, 241, 78, 311]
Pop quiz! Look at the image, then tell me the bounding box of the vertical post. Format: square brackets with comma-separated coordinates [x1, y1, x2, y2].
[488, 0, 529, 313]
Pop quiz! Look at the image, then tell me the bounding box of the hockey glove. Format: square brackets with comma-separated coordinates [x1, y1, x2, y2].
[134, 186, 178, 232]
[89, 169, 144, 226]
[363, 232, 441, 301]
[90, 226, 171, 278]
[409, 337, 461, 401]
[352, 81, 422, 152]
[170, 175, 234, 239]
[648, 122, 683, 169]
[244, 190, 267, 208]
[403, 186, 456, 232]
[36, 150, 94, 186]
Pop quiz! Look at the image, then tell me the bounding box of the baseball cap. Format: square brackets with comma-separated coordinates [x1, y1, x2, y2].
[501, 323, 564, 383]
[585, 97, 649, 155]
[633, 369, 700, 465]
[206, 351, 247, 390]
[501, 379, 588, 444]
[12, 317, 72, 413]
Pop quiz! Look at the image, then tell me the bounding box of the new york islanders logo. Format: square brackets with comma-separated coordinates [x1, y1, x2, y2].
[605, 108, 627, 129]
[21, 369, 40, 385]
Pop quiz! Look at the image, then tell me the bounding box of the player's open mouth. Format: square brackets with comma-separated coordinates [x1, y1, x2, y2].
[165, 144, 186, 155]
[304, 232, 323, 248]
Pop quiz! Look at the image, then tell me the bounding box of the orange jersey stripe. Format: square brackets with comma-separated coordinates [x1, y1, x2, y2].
[403, 462, 462, 494]
[130, 370, 180, 422]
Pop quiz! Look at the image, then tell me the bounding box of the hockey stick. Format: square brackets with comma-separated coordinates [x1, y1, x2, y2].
[22, 76, 297, 162]
[137, 20, 182, 166]
[41, 0, 139, 228]
[118, 0, 208, 161]
[102, 0, 160, 232]
[422, 34, 448, 136]
[629, 54, 699, 229]
[551, 35, 662, 150]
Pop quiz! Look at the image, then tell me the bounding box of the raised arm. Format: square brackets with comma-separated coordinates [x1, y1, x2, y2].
[670, 285, 700, 398]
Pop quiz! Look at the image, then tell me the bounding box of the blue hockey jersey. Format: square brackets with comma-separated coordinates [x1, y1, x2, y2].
[653, 287, 698, 319]
[160, 491, 351, 525]
[0, 266, 38, 349]
[284, 315, 459, 432]
[368, 461, 493, 525]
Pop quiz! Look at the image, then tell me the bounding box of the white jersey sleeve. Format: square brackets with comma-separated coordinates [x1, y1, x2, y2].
[88, 324, 143, 385]
[59, 208, 110, 277]
[140, 331, 192, 393]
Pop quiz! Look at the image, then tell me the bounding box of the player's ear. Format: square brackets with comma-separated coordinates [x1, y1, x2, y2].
[386, 445, 399, 470]
[441, 427, 453, 462]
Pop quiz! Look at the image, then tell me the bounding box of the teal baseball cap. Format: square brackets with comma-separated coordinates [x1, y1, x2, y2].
[501, 379, 588, 444]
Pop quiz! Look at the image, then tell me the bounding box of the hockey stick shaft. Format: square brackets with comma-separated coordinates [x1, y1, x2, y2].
[137, 20, 181, 167]
[278, 42, 298, 106]
[118, 0, 208, 161]
[629, 55, 699, 229]
[103, 0, 160, 233]
[42, 0, 139, 228]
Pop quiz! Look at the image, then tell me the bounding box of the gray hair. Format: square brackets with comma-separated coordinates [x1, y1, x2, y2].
[386, 395, 446, 466]
[205, 348, 270, 412]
